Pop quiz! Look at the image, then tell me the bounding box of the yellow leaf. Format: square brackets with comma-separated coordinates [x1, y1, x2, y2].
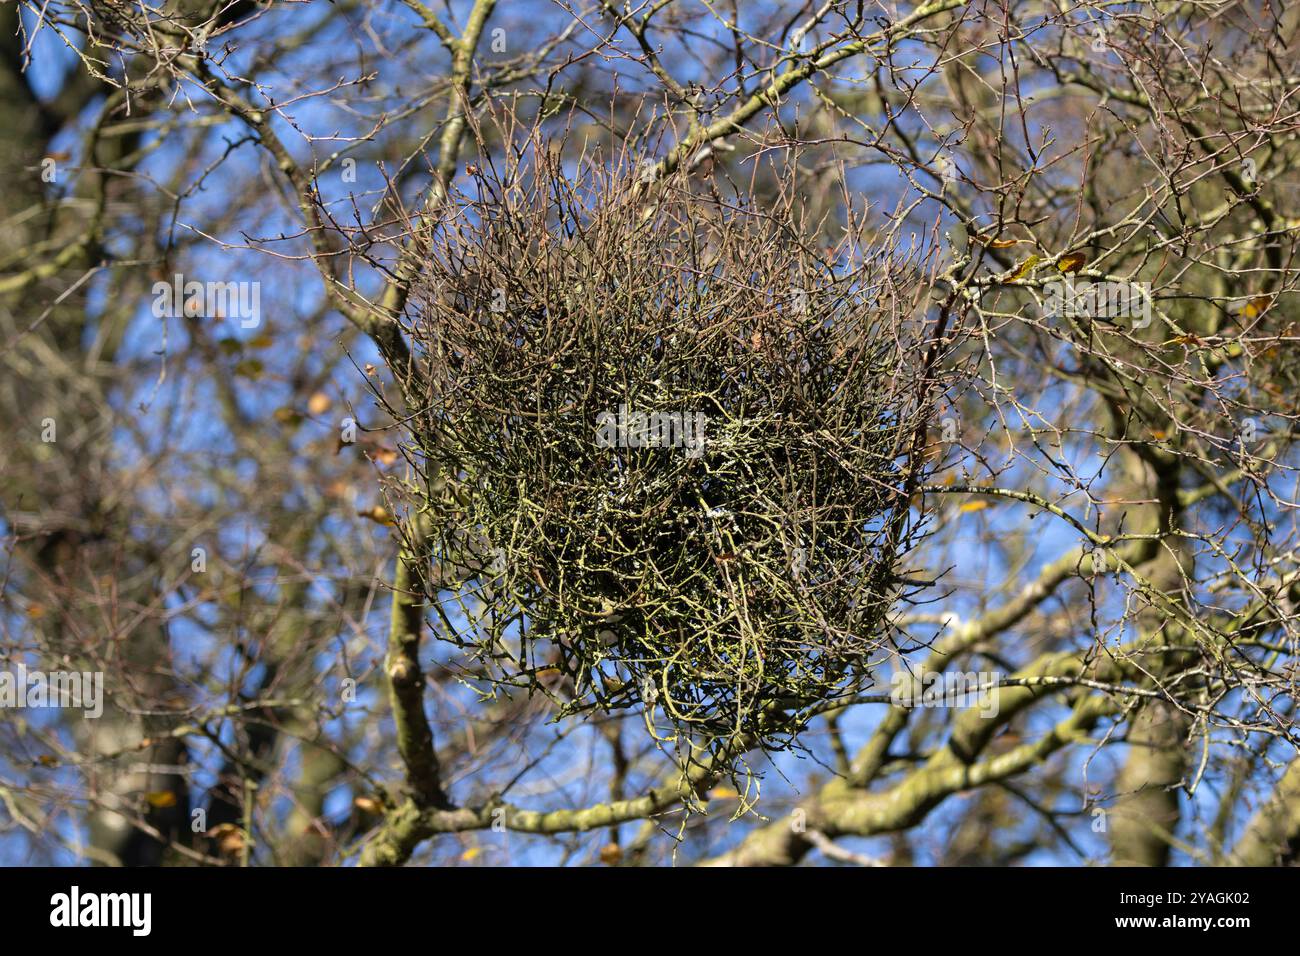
[599, 843, 622, 865]
[145, 791, 177, 808]
[708, 785, 740, 800]
[207, 823, 245, 856]
[218, 832, 245, 856]
[354, 795, 382, 815]
[357, 505, 395, 526]
[973, 233, 1023, 248]
[460, 846, 482, 862]
[233, 357, 264, 379]
[372, 446, 399, 467]
[1243, 295, 1273, 318]
[1057, 252, 1088, 273]
[959, 501, 989, 513]
[1005, 255, 1040, 282]
[307, 391, 332, 415]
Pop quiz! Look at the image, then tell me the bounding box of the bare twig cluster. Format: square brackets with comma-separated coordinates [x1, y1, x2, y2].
[399, 138, 944, 764]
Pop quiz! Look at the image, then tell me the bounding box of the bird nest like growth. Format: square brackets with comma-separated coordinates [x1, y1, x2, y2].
[402, 145, 938, 766]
